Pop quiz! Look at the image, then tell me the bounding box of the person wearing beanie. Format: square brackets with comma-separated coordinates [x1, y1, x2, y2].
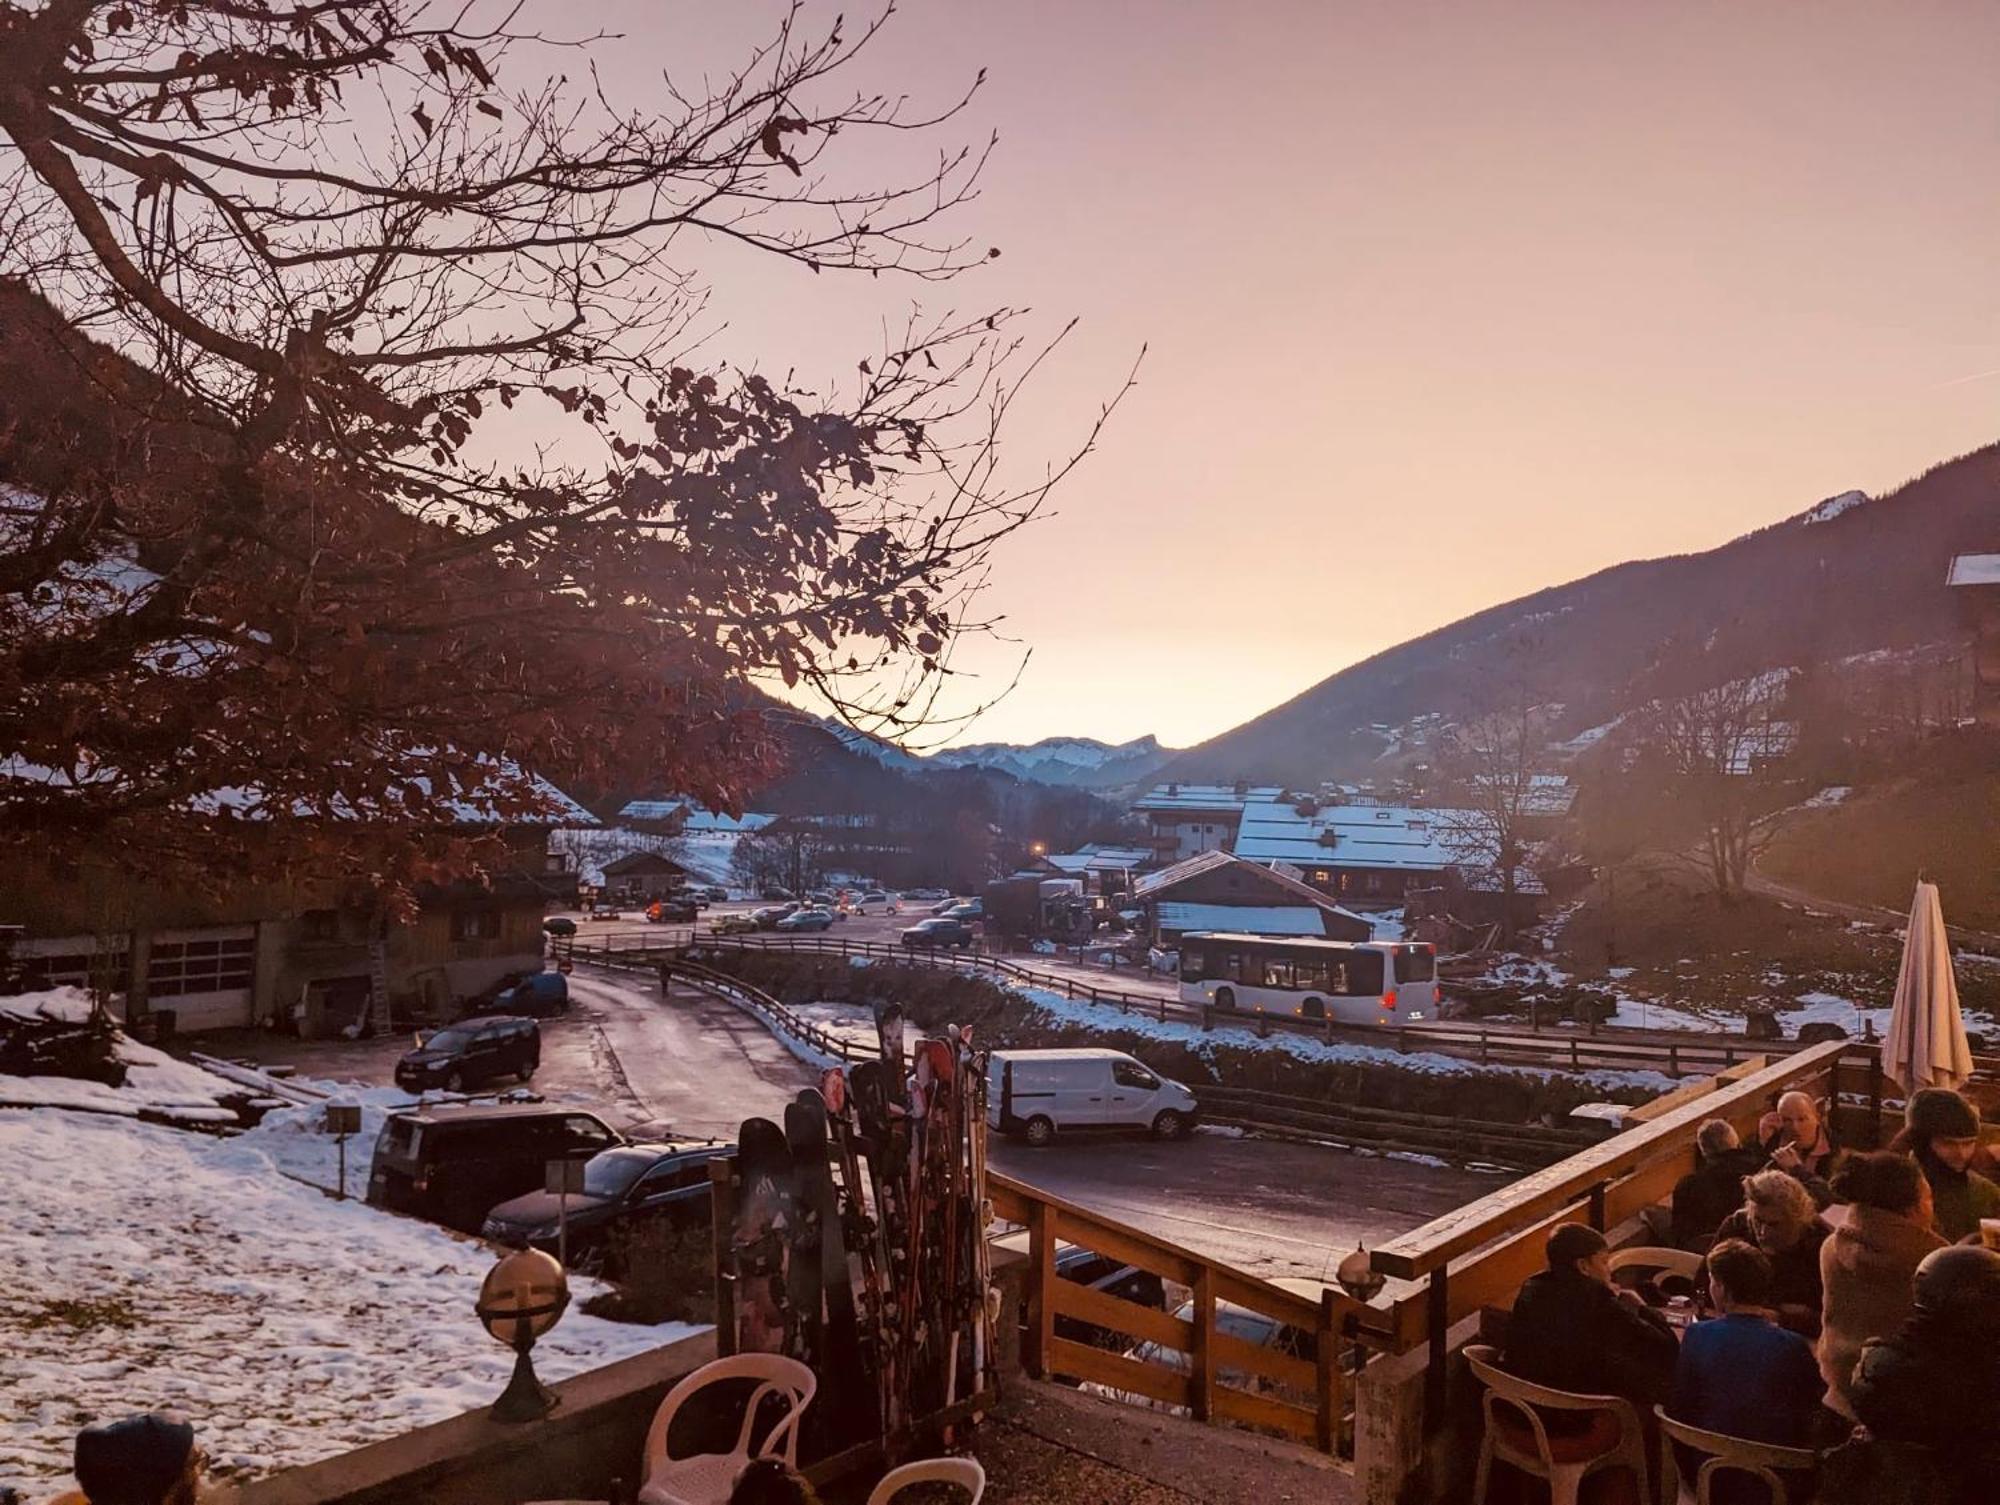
[1846, 1246, 2000, 1505]
[1900, 1088, 2000, 1244]
[52, 1413, 202, 1505]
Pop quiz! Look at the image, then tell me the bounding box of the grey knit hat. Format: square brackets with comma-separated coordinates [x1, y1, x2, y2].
[1905, 1087, 1981, 1143]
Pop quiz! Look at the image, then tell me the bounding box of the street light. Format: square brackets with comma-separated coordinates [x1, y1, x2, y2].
[476, 1247, 570, 1422]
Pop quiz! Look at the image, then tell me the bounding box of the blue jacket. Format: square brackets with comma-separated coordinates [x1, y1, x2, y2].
[1670, 1311, 1823, 1447]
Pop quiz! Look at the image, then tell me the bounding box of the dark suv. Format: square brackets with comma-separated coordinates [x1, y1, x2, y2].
[902, 916, 975, 950]
[396, 1015, 540, 1093]
[481, 1139, 732, 1275]
[367, 1103, 624, 1232]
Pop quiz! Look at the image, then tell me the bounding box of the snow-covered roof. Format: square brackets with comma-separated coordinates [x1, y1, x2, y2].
[1132, 783, 1282, 815]
[1132, 848, 1373, 927]
[1948, 553, 2000, 588]
[1232, 797, 1471, 873]
[618, 797, 775, 833]
[1156, 903, 1334, 937]
[1043, 844, 1153, 874]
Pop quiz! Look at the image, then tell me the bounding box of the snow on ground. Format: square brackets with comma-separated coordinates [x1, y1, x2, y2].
[1, 1108, 694, 1490]
[1802, 489, 1868, 525]
[787, 1001, 881, 1058]
[224, 1082, 413, 1192]
[0, 988, 245, 1123]
[1802, 785, 1852, 809]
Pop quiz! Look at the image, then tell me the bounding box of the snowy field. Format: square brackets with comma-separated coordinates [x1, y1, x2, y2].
[1, 1104, 697, 1490]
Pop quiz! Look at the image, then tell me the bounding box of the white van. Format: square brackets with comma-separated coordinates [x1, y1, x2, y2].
[988, 1048, 1198, 1147]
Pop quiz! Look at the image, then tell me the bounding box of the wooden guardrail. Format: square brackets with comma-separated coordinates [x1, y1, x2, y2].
[1195, 1086, 1597, 1172]
[1360, 1039, 1855, 1421]
[989, 1170, 1359, 1455]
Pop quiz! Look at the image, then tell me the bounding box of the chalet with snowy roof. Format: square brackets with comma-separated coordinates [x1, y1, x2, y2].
[1131, 781, 1282, 862]
[1130, 850, 1373, 947]
[1035, 843, 1153, 897]
[1950, 552, 2000, 727]
[599, 850, 691, 901]
[618, 796, 777, 835]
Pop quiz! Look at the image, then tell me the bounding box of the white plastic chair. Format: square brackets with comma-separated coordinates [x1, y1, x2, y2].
[1607, 1246, 1704, 1285]
[1463, 1343, 1649, 1505]
[866, 1456, 986, 1505]
[1656, 1405, 1816, 1505]
[637, 1354, 816, 1505]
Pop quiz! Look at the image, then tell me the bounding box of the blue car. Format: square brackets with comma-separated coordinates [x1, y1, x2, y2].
[489, 971, 569, 1017]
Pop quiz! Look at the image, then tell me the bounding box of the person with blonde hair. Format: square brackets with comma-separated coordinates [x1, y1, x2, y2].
[1706, 1168, 1829, 1337]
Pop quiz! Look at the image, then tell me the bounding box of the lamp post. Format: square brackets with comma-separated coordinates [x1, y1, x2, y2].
[475, 1247, 570, 1422]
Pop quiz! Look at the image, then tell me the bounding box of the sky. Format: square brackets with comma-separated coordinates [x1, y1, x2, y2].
[570, 0, 2000, 750]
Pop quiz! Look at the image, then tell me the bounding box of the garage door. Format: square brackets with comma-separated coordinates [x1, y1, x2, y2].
[146, 925, 257, 1031]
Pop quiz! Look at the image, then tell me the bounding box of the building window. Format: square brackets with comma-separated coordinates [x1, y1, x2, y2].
[1312, 870, 1330, 885]
[148, 935, 254, 997]
[451, 909, 502, 941]
[1365, 873, 1385, 895]
[20, 950, 131, 995]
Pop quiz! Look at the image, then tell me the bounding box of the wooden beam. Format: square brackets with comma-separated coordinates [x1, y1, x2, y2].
[1191, 1267, 1217, 1423]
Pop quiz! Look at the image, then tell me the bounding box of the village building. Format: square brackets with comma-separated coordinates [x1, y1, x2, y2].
[1033, 843, 1153, 898]
[1950, 552, 2000, 727]
[4, 776, 589, 1037]
[1129, 849, 1373, 947]
[597, 851, 689, 903]
[617, 796, 778, 835]
[1131, 782, 1282, 862]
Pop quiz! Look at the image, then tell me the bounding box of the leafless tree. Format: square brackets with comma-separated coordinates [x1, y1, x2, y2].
[1436, 683, 1553, 943]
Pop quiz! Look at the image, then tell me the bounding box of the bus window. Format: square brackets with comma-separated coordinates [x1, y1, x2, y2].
[1263, 958, 1295, 989]
[1180, 947, 1205, 979]
[1295, 957, 1329, 992]
[1220, 951, 1243, 982]
[1341, 951, 1387, 996]
[1394, 947, 1435, 983]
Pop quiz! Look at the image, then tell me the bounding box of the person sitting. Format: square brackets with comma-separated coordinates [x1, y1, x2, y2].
[1671, 1240, 1824, 1504]
[1504, 1223, 1678, 1422]
[1817, 1151, 1947, 1421]
[1706, 1169, 1829, 1338]
[1820, 1246, 2000, 1505]
[1897, 1088, 2000, 1244]
[50, 1414, 203, 1505]
[730, 1458, 824, 1505]
[1672, 1118, 1765, 1251]
[1761, 1090, 1841, 1208]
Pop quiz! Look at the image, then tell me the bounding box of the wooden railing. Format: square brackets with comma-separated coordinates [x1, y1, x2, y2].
[609, 931, 1852, 1080]
[1360, 1039, 1855, 1419]
[989, 1170, 1360, 1456]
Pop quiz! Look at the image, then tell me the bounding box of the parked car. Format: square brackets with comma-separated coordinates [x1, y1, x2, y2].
[396, 1015, 541, 1094]
[712, 914, 760, 936]
[986, 1238, 1167, 1365]
[905, 887, 950, 901]
[942, 900, 984, 921]
[751, 903, 799, 930]
[481, 1139, 732, 1275]
[367, 1102, 624, 1232]
[646, 897, 699, 924]
[481, 971, 568, 1018]
[805, 890, 836, 907]
[700, 886, 730, 903]
[541, 916, 577, 938]
[928, 898, 961, 916]
[987, 1047, 1197, 1146]
[901, 916, 976, 951]
[759, 886, 795, 901]
[850, 890, 900, 914]
[1085, 1298, 1319, 1422]
[775, 907, 836, 933]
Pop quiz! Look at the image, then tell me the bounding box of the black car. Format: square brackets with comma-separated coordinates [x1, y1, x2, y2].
[902, 917, 975, 950]
[542, 916, 578, 938]
[646, 897, 699, 924]
[367, 1102, 624, 1232]
[481, 1140, 733, 1275]
[395, 1015, 540, 1093]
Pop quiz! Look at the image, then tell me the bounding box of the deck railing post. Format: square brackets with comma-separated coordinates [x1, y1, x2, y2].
[1027, 1198, 1056, 1381]
[1191, 1266, 1217, 1423]
[710, 1158, 738, 1356]
[1316, 1290, 1339, 1454]
[1424, 1266, 1450, 1431]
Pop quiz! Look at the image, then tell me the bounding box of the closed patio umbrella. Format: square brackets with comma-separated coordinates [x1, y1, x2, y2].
[1883, 880, 1974, 1094]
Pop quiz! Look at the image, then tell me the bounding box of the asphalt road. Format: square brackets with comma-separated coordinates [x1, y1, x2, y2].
[567, 963, 1499, 1285]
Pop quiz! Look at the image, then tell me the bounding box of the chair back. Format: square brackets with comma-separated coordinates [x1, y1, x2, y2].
[642, 1353, 817, 1476]
[865, 1455, 986, 1505]
[1608, 1246, 1703, 1285]
[1463, 1343, 1642, 1470]
[1655, 1406, 1816, 1505]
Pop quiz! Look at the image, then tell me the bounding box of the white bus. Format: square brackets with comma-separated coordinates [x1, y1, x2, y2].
[1176, 932, 1439, 1025]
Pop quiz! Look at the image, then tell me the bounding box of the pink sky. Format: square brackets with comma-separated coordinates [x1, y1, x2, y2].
[588, 1, 2000, 749]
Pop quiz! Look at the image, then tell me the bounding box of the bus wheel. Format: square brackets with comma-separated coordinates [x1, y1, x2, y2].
[1152, 1110, 1189, 1141]
[1023, 1115, 1056, 1148]
[1301, 997, 1325, 1020]
[1214, 987, 1237, 1012]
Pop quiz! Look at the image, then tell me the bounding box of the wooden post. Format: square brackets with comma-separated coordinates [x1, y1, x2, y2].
[1316, 1290, 1339, 1454]
[1668, 1043, 1679, 1077]
[1027, 1198, 1056, 1380]
[1587, 1181, 1606, 1231]
[1191, 1266, 1217, 1424]
[1424, 1266, 1449, 1431]
[1569, 1038, 1580, 1069]
[709, 1158, 738, 1356]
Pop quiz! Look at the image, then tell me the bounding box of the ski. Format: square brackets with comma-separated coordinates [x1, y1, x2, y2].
[792, 1085, 872, 1439]
[730, 1117, 796, 1355]
[781, 1097, 827, 1373]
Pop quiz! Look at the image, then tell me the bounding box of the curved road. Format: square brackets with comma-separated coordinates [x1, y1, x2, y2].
[566, 963, 1501, 1284]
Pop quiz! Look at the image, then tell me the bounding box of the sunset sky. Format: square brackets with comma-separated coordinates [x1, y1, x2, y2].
[593, 0, 2000, 750]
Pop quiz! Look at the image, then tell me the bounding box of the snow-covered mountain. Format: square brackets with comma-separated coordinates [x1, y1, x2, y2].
[926, 734, 1175, 789]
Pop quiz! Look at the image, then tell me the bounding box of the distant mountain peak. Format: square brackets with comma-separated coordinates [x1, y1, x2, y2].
[927, 732, 1175, 788]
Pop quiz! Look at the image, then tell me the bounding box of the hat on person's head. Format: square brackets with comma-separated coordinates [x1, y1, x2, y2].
[1545, 1223, 1607, 1271]
[1905, 1087, 1980, 1143]
[1913, 1245, 2000, 1318]
[73, 1413, 195, 1505]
